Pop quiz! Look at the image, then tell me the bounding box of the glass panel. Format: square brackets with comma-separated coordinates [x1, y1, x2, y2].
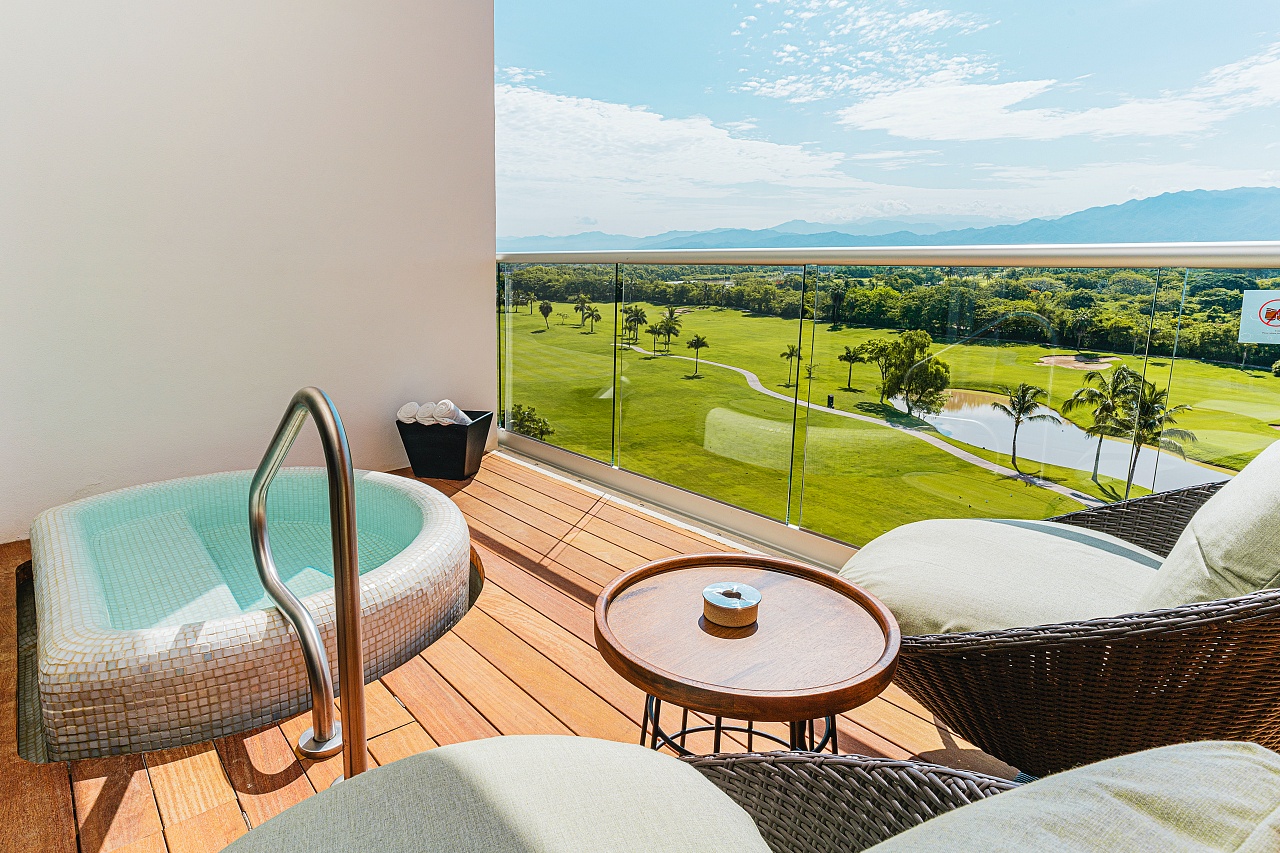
[494, 258, 1274, 549]
[792, 265, 1164, 546]
[498, 263, 618, 463]
[615, 264, 804, 522]
[1150, 268, 1280, 492]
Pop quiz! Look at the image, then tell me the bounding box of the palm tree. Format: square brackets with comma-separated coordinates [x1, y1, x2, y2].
[623, 305, 647, 343]
[526, 292, 537, 314]
[658, 316, 680, 352]
[555, 312, 569, 326]
[991, 383, 1061, 474]
[659, 307, 682, 347]
[1121, 380, 1196, 498]
[837, 345, 864, 390]
[584, 305, 602, 333]
[644, 324, 661, 353]
[686, 334, 709, 375]
[828, 284, 847, 324]
[538, 300, 553, 329]
[1062, 366, 1140, 483]
[573, 293, 590, 326]
[1072, 308, 1092, 350]
[780, 344, 802, 387]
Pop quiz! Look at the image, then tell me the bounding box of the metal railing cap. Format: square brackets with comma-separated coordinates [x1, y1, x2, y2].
[496, 240, 1280, 269]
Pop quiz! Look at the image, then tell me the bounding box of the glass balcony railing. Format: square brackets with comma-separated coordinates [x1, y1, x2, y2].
[497, 245, 1280, 547]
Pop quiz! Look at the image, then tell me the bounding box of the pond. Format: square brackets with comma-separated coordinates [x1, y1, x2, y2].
[897, 389, 1232, 492]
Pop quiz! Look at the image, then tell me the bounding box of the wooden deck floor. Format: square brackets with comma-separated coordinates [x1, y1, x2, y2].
[1, 452, 1015, 853]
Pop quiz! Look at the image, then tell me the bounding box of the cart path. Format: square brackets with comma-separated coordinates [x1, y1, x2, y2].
[628, 346, 1101, 509]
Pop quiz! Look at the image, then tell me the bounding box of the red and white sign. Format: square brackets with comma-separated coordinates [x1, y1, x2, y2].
[1262, 299, 1280, 327]
[1240, 291, 1280, 343]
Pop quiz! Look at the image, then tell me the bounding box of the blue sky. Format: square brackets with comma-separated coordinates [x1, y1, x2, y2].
[496, 1, 1280, 237]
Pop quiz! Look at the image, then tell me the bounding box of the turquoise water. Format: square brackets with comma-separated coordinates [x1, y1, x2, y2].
[80, 470, 423, 630]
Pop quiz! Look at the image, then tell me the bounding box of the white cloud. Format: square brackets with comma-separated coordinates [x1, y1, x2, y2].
[837, 42, 1280, 140]
[497, 83, 865, 192]
[498, 66, 547, 84]
[735, 0, 992, 103]
[495, 83, 1280, 236]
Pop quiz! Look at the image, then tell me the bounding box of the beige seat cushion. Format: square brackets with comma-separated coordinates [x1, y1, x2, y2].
[867, 741, 1280, 853]
[1141, 440, 1280, 610]
[840, 518, 1160, 635]
[223, 735, 770, 853]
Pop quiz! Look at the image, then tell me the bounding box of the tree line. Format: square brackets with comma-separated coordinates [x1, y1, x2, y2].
[501, 264, 1280, 368]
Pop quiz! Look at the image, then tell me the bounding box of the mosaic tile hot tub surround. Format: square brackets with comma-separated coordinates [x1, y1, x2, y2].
[30, 468, 469, 760]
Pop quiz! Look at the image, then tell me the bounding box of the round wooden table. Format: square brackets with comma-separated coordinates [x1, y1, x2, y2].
[595, 553, 900, 755]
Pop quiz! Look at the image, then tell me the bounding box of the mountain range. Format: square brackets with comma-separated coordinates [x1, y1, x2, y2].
[498, 187, 1280, 252]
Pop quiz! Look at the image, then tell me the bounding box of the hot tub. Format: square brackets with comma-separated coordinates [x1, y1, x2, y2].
[30, 468, 469, 760]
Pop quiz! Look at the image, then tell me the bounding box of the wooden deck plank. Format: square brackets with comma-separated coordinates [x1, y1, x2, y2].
[452, 492, 610, 597]
[451, 491, 561, 555]
[421, 631, 574, 737]
[214, 725, 314, 829]
[537, 540, 616, 590]
[593, 500, 730, 553]
[556, 527, 648, 571]
[452, 607, 638, 743]
[454, 477, 582, 541]
[380, 654, 499, 746]
[162, 801, 247, 853]
[471, 466, 590, 525]
[476, 544, 598, 645]
[880, 682, 945, 724]
[355, 679, 414, 739]
[833, 716, 914, 760]
[71, 754, 165, 853]
[843, 699, 1016, 778]
[475, 583, 647, 720]
[576, 514, 681, 562]
[109, 833, 169, 853]
[145, 742, 237, 828]
[368, 722, 437, 766]
[483, 455, 601, 512]
[465, 516, 601, 607]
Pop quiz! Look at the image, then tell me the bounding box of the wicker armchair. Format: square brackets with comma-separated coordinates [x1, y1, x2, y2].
[892, 481, 1280, 777]
[684, 751, 1016, 853]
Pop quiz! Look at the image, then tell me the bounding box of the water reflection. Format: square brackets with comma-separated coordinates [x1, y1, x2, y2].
[897, 389, 1232, 492]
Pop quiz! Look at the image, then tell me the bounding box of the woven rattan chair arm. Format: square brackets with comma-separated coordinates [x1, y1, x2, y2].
[683, 751, 1017, 853]
[1049, 481, 1223, 556]
[902, 587, 1280, 653]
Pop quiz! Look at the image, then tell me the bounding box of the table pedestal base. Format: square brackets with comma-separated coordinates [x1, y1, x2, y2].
[641, 695, 837, 756]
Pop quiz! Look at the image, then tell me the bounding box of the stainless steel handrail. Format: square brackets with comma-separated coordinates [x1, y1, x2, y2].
[496, 240, 1280, 269]
[249, 386, 368, 780]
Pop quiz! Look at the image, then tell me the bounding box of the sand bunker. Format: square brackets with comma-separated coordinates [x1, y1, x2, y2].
[1036, 355, 1121, 370]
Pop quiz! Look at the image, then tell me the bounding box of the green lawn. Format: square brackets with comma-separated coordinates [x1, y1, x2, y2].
[500, 303, 1278, 546]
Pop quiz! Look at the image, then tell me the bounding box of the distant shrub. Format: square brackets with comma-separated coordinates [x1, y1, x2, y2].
[1273, 359, 1280, 377]
[508, 404, 554, 441]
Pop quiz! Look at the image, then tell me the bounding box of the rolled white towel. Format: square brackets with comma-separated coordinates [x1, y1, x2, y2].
[415, 402, 439, 425]
[433, 399, 473, 426]
[396, 402, 420, 424]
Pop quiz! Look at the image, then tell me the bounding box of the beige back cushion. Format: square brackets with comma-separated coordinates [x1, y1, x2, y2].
[839, 518, 1157, 635]
[1141, 440, 1280, 610]
[866, 741, 1280, 853]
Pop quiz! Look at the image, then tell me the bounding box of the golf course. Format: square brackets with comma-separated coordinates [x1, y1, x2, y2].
[500, 298, 1280, 546]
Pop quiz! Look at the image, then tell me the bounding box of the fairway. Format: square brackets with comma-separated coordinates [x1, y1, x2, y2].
[501, 302, 1278, 546]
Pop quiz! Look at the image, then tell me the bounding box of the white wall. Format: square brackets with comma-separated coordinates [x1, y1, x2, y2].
[0, 2, 496, 542]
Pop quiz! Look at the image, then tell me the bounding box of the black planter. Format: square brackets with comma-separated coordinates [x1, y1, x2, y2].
[396, 411, 492, 480]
